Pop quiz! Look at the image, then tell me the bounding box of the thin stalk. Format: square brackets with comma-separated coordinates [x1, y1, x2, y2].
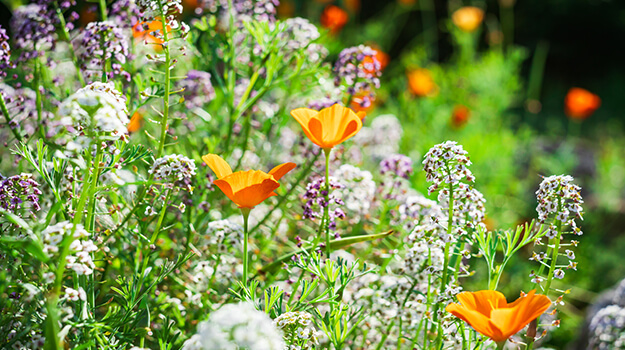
[155, 6, 172, 159]
[34, 59, 44, 139]
[0, 93, 23, 142]
[241, 207, 251, 286]
[435, 173, 455, 347]
[323, 148, 331, 257]
[52, 1, 86, 86]
[223, 0, 237, 153]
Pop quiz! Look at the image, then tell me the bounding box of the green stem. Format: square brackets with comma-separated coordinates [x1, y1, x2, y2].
[0, 92, 23, 142]
[155, 6, 171, 159]
[53, 0, 86, 86]
[99, 0, 108, 21]
[241, 207, 251, 286]
[323, 148, 331, 257]
[435, 173, 455, 347]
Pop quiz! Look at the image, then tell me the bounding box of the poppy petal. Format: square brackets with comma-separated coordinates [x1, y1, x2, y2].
[202, 154, 233, 179]
[291, 108, 323, 146]
[268, 162, 297, 181]
[232, 178, 280, 208]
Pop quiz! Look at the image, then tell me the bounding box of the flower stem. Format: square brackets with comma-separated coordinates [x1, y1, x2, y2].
[241, 207, 251, 286]
[0, 92, 22, 142]
[155, 5, 171, 159]
[323, 148, 331, 257]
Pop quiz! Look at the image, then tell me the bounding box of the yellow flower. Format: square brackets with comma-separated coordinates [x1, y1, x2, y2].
[202, 154, 296, 209]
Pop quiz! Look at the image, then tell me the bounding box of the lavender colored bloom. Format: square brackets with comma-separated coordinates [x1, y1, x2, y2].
[334, 45, 381, 96]
[307, 98, 340, 111]
[202, 0, 280, 28]
[0, 25, 14, 77]
[279, 17, 320, 51]
[380, 154, 413, 180]
[110, 0, 144, 28]
[11, 4, 56, 61]
[0, 173, 42, 217]
[80, 21, 131, 82]
[302, 177, 345, 235]
[0, 84, 49, 138]
[179, 70, 216, 109]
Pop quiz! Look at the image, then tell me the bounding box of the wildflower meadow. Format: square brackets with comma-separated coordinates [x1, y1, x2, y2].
[1, 0, 624, 349]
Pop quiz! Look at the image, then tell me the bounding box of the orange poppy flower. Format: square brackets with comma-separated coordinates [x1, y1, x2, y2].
[320, 5, 349, 34]
[565, 87, 601, 120]
[451, 105, 470, 128]
[290, 104, 365, 151]
[407, 69, 437, 97]
[128, 111, 143, 133]
[446, 289, 551, 343]
[202, 154, 296, 209]
[452, 6, 485, 33]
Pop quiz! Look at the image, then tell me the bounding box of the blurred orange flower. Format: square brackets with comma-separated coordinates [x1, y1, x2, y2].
[133, 21, 170, 47]
[451, 105, 470, 128]
[452, 6, 485, 33]
[128, 111, 143, 133]
[446, 290, 551, 343]
[407, 69, 437, 97]
[372, 48, 390, 71]
[320, 5, 349, 34]
[290, 104, 365, 151]
[350, 92, 375, 114]
[565, 87, 601, 120]
[202, 154, 296, 209]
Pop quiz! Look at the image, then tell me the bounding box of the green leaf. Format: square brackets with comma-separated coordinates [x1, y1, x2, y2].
[258, 230, 393, 275]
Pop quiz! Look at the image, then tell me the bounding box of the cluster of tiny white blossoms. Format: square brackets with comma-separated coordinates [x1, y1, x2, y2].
[397, 194, 444, 232]
[274, 311, 319, 350]
[64, 287, 87, 302]
[403, 226, 445, 280]
[353, 114, 403, 162]
[149, 154, 197, 191]
[536, 175, 584, 228]
[530, 175, 584, 283]
[422, 141, 474, 195]
[332, 164, 376, 220]
[181, 302, 285, 350]
[57, 82, 129, 148]
[588, 305, 625, 349]
[204, 219, 243, 253]
[42, 222, 98, 276]
[437, 183, 486, 238]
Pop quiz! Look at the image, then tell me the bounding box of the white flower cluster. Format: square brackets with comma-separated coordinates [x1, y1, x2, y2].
[64, 287, 87, 301]
[437, 183, 486, 238]
[332, 164, 376, 220]
[536, 175, 584, 227]
[588, 305, 625, 349]
[274, 311, 319, 350]
[182, 302, 285, 350]
[149, 154, 197, 191]
[58, 82, 129, 146]
[42, 222, 98, 276]
[353, 114, 403, 162]
[205, 219, 243, 253]
[422, 141, 474, 195]
[397, 194, 444, 232]
[404, 228, 445, 279]
[280, 17, 320, 51]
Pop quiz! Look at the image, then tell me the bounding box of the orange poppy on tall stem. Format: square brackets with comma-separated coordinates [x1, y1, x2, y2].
[320, 5, 349, 34]
[202, 154, 296, 209]
[290, 104, 365, 151]
[452, 6, 485, 33]
[446, 290, 551, 344]
[565, 87, 601, 120]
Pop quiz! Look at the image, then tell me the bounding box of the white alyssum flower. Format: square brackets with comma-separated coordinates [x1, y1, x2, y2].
[332, 164, 376, 219]
[64, 287, 87, 301]
[42, 222, 97, 275]
[149, 154, 197, 191]
[58, 82, 129, 139]
[274, 311, 319, 350]
[181, 302, 285, 350]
